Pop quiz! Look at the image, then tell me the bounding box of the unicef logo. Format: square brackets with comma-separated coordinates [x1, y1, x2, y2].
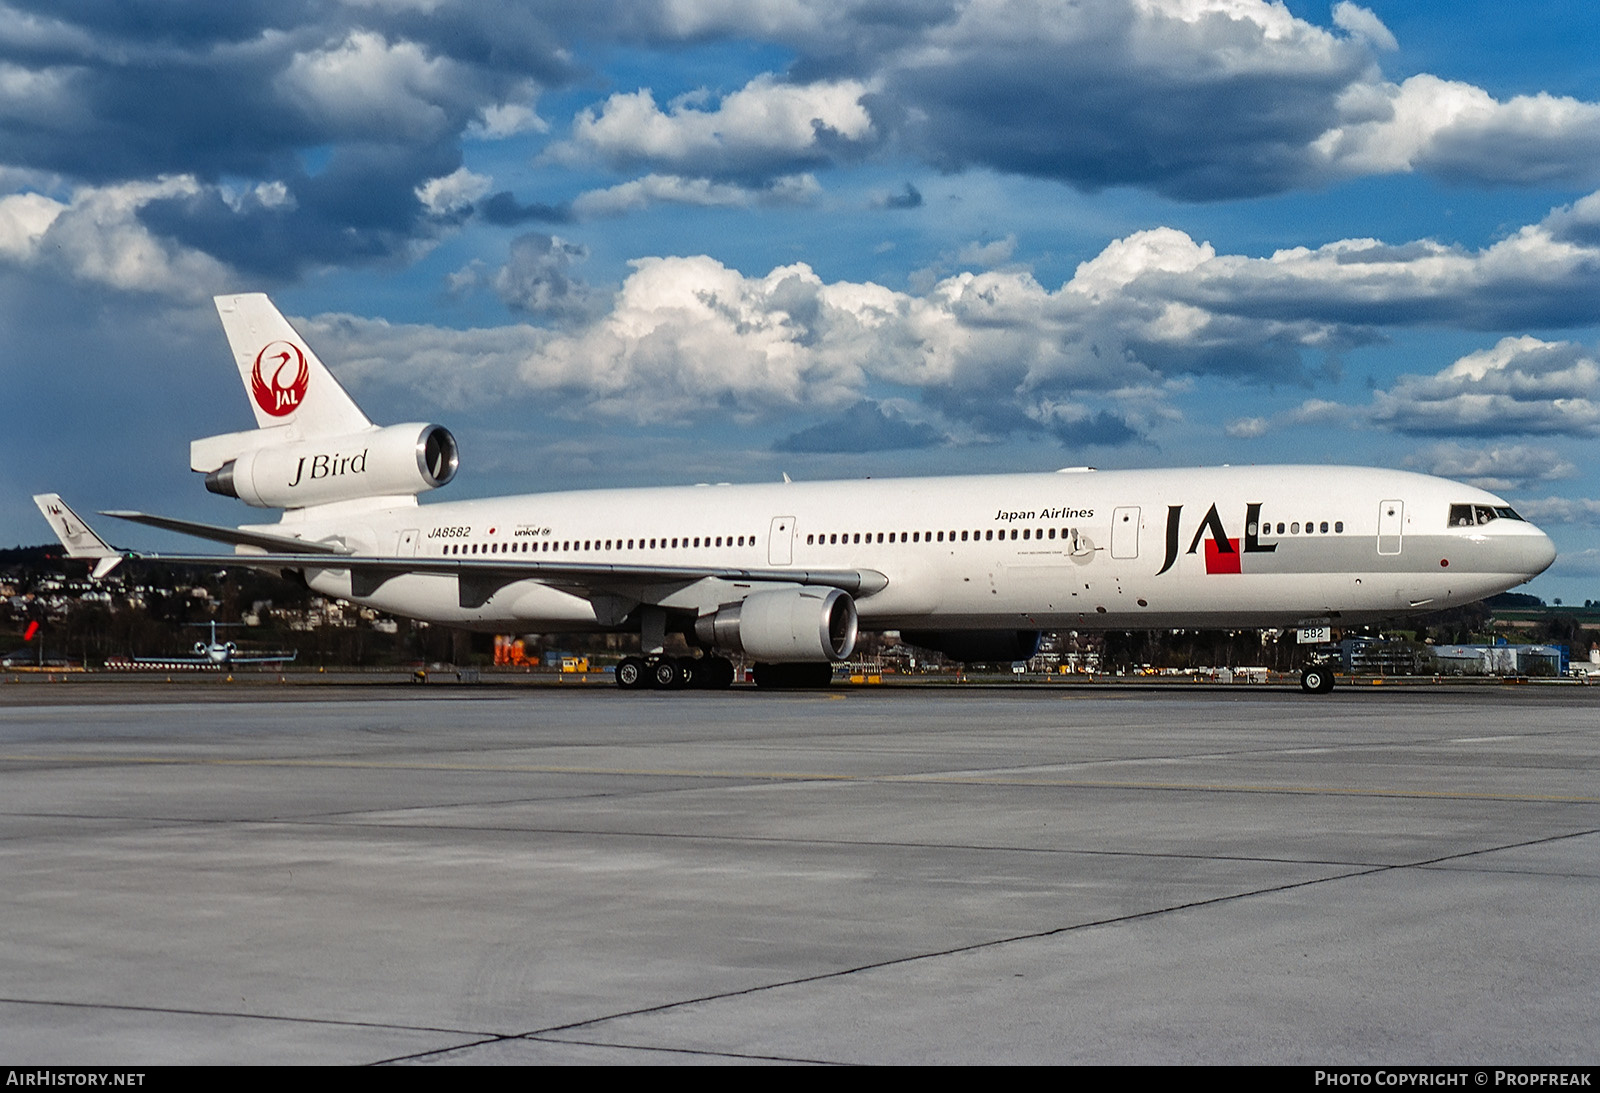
[251, 341, 309, 417]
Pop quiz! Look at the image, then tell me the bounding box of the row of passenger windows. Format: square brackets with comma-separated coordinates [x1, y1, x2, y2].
[807, 527, 1082, 545]
[442, 511, 1497, 557]
[440, 534, 755, 556]
[1251, 520, 1344, 535]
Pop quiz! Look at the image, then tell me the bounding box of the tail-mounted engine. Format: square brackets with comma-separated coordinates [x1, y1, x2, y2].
[695, 587, 858, 662]
[203, 423, 458, 509]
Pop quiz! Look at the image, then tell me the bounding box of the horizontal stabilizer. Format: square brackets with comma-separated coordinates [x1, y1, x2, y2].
[101, 511, 348, 555]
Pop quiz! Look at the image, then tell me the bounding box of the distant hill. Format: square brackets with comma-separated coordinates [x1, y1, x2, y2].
[1485, 592, 1544, 608]
[0, 545, 62, 564]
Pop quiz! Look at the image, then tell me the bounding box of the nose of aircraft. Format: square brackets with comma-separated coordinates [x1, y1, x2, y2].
[1521, 524, 1558, 579]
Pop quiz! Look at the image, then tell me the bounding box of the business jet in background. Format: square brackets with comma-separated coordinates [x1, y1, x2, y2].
[103, 621, 298, 671]
[35, 295, 1556, 694]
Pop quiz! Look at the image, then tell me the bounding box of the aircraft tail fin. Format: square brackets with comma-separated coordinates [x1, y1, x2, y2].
[213, 294, 371, 438]
[32, 494, 123, 578]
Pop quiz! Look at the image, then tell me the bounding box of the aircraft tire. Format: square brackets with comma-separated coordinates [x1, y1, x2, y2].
[616, 656, 646, 689]
[675, 656, 697, 689]
[1300, 666, 1335, 694]
[703, 656, 736, 689]
[800, 662, 834, 688]
[650, 658, 679, 689]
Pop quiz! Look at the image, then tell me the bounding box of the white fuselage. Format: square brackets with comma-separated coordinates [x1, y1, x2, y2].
[265, 465, 1556, 634]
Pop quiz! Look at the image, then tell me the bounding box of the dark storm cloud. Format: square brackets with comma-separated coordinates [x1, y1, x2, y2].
[0, 3, 561, 182]
[556, 3, 1600, 203]
[877, 182, 922, 210]
[1544, 193, 1600, 248]
[0, 1, 588, 275]
[920, 382, 1144, 449]
[553, 1, 1392, 200]
[478, 191, 572, 226]
[919, 380, 1037, 437]
[354, 0, 584, 82]
[888, 40, 1360, 200]
[1048, 410, 1142, 448]
[1127, 328, 1324, 386]
[1, 51, 306, 184]
[492, 233, 594, 318]
[774, 401, 944, 453]
[3, 0, 318, 53]
[136, 143, 463, 278]
[1150, 228, 1600, 334]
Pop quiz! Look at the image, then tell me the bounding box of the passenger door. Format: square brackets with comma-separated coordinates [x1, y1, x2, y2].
[1111, 506, 1140, 560]
[768, 516, 795, 565]
[1377, 500, 1403, 555]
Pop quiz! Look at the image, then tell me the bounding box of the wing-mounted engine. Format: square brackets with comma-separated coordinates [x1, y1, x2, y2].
[901, 629, 1041, 664]
[199, 423, 458, 509]
[694, 587, 858, 662]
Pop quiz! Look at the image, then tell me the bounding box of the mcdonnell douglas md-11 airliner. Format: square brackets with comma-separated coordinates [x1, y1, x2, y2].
[36, 294, 1556, 693]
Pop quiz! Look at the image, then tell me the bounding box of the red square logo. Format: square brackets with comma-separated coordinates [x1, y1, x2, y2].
[1204, 537, 1241, 574]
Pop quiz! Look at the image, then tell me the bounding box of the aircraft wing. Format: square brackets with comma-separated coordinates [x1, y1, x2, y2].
[131, 651, 296, 666]
[107, 550, 888, 607]
[45, 497, 887, 611]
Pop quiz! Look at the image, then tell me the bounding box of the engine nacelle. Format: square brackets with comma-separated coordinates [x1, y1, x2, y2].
[901, 629, 1041, 664]
[695, 587, 858, 662]
[204, 423, 458, 509]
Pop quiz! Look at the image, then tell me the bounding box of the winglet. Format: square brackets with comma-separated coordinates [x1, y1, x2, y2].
[32, 494, 123, 577]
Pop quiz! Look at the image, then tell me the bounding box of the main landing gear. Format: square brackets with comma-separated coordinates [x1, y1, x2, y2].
[615, 654, 736, 690]
[613, 606, 837, 692]
[613, 655, 837, 690]
[1299, 663, 1336, 694]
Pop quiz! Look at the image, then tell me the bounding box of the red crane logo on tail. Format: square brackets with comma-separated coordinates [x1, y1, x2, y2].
[251, 341, 309, 417]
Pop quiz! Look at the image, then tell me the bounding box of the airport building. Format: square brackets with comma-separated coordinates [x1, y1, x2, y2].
[1430, 643, 1567, 677]
[1339, 637, 1571, 677]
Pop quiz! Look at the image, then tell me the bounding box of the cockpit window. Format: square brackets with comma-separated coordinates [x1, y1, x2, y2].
[1450, 504, 1525, 527]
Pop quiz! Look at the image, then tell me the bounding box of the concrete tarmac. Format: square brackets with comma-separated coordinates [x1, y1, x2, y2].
[0, 680, 1595, 1065]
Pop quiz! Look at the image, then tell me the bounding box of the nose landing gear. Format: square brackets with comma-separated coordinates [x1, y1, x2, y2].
[1299, 663, 1336, 694]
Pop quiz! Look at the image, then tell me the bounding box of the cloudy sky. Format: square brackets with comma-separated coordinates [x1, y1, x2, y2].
[3, 0, 1599, 602]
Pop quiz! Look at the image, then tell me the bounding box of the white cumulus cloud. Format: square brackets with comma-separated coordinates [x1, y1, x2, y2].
[1315, 74, 1600, 186]
[277, 31, 465, 143]
[0, 191, 65, 261]
[1406, 441, 1577, 491]
[1507, 496, 1600, 526]
[415, 167, 492, 216]
[1330, 2, 1397, 52]
[556, 75, 877, 179]
[1371, 337, 1600, 436]
[571, 173, 820, 217]
[13, 177, 231, 297]
[252, 188, 1600, 444]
